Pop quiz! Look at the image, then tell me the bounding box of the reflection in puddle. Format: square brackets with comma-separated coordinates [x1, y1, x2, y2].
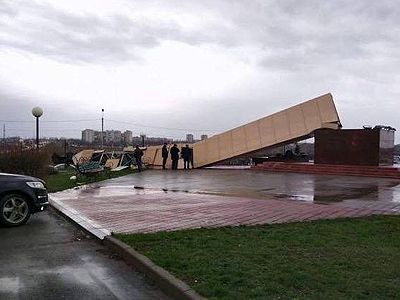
[259, 188, 274, 192]
[273, 193, 313, 202]
[313, 186, 380, 204]
[271, 185, 384, 204]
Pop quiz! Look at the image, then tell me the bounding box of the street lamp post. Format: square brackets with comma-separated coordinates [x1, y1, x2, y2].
[101, 109, 104, 149]
[32, 107, 43, 150]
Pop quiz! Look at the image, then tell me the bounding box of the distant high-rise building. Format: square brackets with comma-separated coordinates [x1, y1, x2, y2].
[81, 128, 141, 145]
[201, 134, 208, 140]
[114, 130, 122, 143]
[94, 131, 103, 143]
[186, 134, 194, 143]
[105, 130, 122, 144]
[105, 130, 112, 144]
[82, 129, 95, 143]
[123, 130, 133, 145]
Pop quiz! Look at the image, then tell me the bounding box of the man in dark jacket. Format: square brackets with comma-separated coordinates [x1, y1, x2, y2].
[161, 143, 168, 169]
[181, 144, 191, 169]
[170, 144, 180, 170]
[133, 145, 144, 172]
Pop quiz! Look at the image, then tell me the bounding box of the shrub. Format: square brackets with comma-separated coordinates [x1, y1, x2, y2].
[0, 146, 55, 179]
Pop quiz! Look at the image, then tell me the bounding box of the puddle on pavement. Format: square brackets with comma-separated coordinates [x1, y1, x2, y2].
[273, 193, 313, 201]
[129, 184, 399, 204]
[314, 186, 379, 203]
[258, 188, 274, 192]
[271, 185, 382, 204]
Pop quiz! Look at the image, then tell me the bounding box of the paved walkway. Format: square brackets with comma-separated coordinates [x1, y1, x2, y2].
[50, 170, 400, 237]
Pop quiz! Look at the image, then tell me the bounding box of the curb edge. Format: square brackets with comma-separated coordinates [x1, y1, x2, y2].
[103, 236, 207, 300]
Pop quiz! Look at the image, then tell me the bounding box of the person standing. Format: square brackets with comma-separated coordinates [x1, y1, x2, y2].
[161, 143, 168, 170]
[133, 145, 144, 172]
[181, 144, 191, 169]
[170, 144, 180, 170]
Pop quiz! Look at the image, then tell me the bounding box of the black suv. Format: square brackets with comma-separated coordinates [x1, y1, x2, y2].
[0, 173, 49, 226]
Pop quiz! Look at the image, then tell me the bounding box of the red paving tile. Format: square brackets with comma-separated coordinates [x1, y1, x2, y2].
[50, 186, 400, 235]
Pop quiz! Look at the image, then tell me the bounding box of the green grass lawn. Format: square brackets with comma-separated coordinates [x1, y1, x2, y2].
[116, 216, 400, 300]
[46, 167, 137, 192]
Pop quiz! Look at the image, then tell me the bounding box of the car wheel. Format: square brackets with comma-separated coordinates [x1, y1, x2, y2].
[0, 194, 31, 226]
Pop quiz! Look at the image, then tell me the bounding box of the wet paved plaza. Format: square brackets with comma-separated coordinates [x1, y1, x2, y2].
[91, 169, 400, 203]
[50, 169, 400, 236]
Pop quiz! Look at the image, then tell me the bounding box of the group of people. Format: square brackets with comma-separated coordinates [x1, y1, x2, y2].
[162, 143, 193, 170]
[132, 143, 194, 172]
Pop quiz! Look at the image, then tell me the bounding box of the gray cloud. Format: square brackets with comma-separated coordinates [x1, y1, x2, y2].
[2, 0, 398, 67]
[0, 0, 237, 64]
[256, 1, 400, 72]
[0, 2, 159, 63]
[0, 0, 17, 17]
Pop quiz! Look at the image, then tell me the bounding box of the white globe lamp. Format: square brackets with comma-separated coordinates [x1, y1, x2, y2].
[32, 106, 43, 149]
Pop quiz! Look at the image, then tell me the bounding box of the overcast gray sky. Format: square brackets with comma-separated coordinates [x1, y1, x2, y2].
[0, 0, 399, 141]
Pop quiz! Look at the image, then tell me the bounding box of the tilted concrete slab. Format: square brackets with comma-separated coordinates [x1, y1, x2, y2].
[144, 93, 341, 168]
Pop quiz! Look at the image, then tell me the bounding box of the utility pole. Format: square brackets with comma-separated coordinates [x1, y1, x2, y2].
[2, 123, 5, 150]
[101, 108, 104, 149]
[140, 133, 145, 147]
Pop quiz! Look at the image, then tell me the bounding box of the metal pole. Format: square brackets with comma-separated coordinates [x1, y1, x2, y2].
[101, 109, 104, 149]
[2, 124, 5, 150]
[36, 116, 39, 150]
